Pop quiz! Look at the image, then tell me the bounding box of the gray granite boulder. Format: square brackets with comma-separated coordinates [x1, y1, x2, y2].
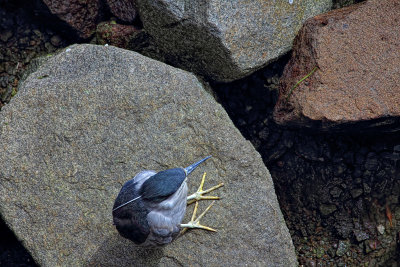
[0, 44, 296, 266]
[136, 0, 332, 82]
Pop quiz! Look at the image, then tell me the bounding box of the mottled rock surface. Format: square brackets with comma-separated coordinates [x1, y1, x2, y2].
[137, 0, 332, 82]
[0, 44, 296, 266]
[274, 0, 400, 131]
[105, 0, 137, 23]
[95, 21, 165, 63]
[41, 0, 100, 39]
[96, 21, 141, 49]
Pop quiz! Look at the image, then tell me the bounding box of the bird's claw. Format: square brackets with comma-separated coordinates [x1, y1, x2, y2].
[186, 172, 224, 205]
[181, 172, 223, 234]
[180, 201, 217, 234]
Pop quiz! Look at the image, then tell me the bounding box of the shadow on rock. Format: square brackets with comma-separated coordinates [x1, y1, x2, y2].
[86, 233, 164, 267]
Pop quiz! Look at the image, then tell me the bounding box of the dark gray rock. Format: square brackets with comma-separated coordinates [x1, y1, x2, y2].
[0, 44, 296, 266]
[137, 0, 332, 82]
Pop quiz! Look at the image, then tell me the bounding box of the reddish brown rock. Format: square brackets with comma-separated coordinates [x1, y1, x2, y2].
[96, 21, 140, 49]
[42, 0, 100, 39]
[106, 0, 137, 23]
[95, 21, 163, 62]
[274, 0, 400, 131]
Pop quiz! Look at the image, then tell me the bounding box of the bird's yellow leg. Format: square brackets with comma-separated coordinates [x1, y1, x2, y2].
[186, 172, 224, 205]
[181, 172, 223, 234]
[180, 201, 217, 234]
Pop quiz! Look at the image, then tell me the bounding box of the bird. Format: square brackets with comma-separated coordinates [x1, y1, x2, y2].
[112, 155, 224, 246]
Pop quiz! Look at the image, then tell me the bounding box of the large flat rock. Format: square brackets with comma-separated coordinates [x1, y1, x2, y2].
[274, 0, 400, 131]
[0, 44, 296, 266]
[137, 0, 332, 82]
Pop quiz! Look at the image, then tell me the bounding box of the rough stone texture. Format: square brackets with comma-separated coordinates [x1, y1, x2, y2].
[42, 0, 100, 39]
[0, 44, 296, 266]
[136, 0, 332, 82]
[106, 0, 137, 23]
[274, 0, 400, 131]
[95, 21, 167, 64]
[332, 0, 364, 9]
[96, 21, 141, 49]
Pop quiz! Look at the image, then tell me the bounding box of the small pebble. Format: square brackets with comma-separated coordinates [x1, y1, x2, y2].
[50, 35, 62, 47]
[377, 225, 385, 235]
[336, 240, 350, 257]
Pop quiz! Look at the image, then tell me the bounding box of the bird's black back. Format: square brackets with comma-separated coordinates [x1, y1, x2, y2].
[112, 179, 150, 244]
[140, 168, 186, 203]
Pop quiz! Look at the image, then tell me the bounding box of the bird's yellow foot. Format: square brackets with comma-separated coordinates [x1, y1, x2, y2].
[186, 172, 224, 205]
[181, 172, 223, 234]
[180, 201, 217, 234]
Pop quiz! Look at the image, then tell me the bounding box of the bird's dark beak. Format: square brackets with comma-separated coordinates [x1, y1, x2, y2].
[184, 155, 212, 175]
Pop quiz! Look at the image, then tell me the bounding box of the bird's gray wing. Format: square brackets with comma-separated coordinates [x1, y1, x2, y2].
[113, 199, 150, 244]
[140, 168, 186, 202]
[113, 179, 150, 244]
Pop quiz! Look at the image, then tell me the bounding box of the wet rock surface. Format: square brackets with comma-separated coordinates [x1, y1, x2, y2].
[274, 0, 400, 131]
[137, 0, 332, 82]
[0, 44, 296, 266]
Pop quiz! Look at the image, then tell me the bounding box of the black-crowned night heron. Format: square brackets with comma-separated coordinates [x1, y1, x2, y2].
[112, 156, 224, 246]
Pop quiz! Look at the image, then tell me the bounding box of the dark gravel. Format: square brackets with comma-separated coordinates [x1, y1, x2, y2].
[0, 0, 71, 108]
[212, 57, 400, 266]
